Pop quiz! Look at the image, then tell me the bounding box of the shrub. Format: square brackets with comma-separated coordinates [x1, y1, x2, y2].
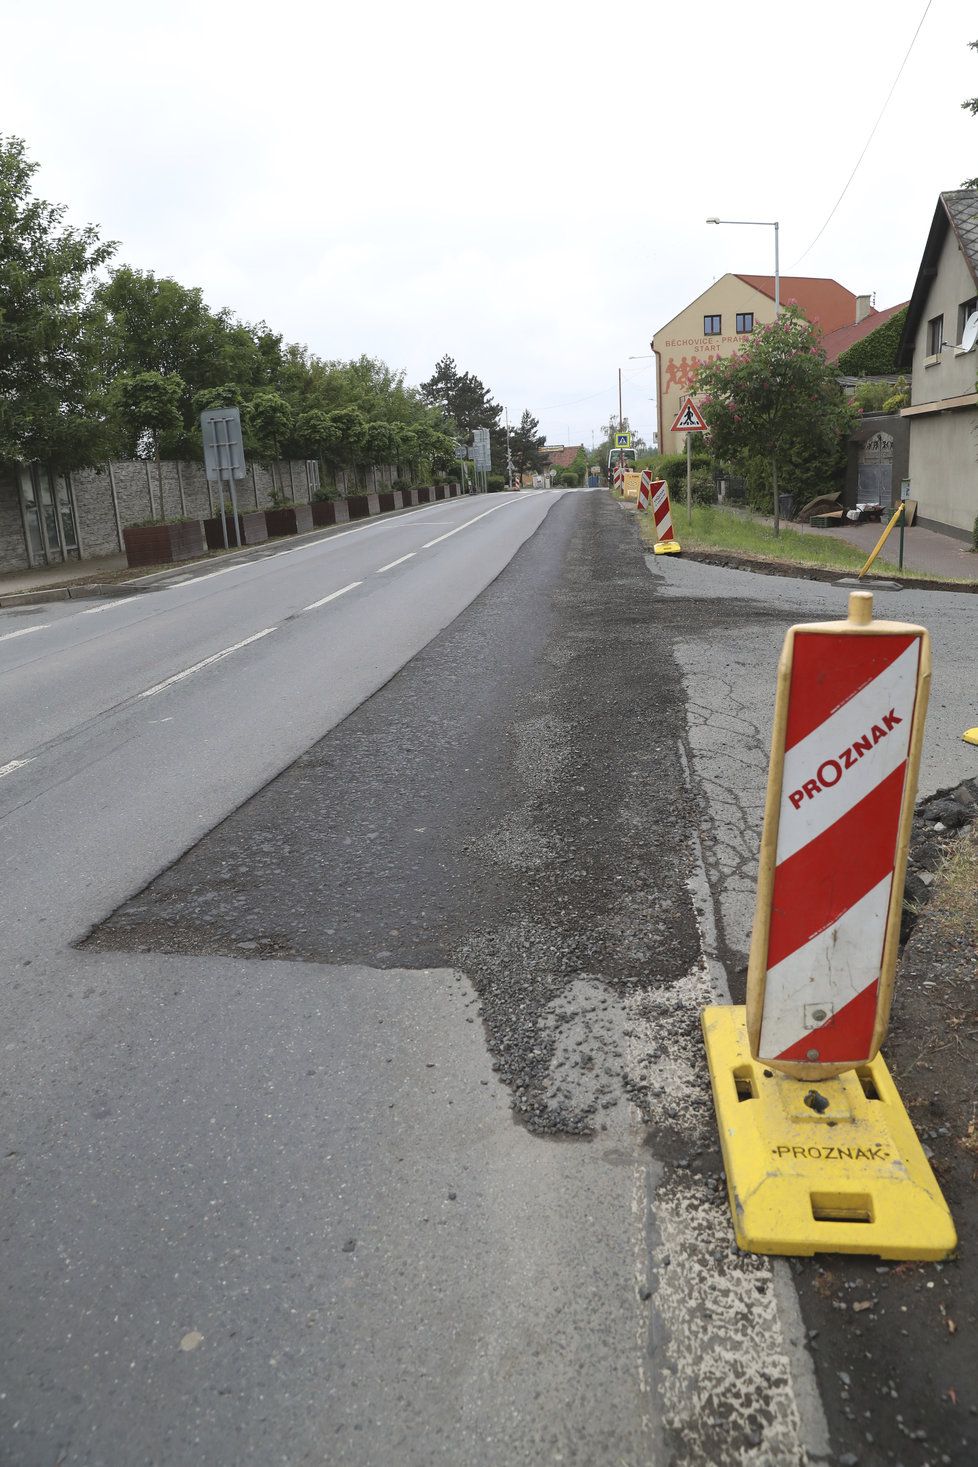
[486, 473, 506, 492]
[881, 377, 911, 413]
[852, 380, 894, 412]
[651, 452, 714, 505]
[974, 514, 978, 551]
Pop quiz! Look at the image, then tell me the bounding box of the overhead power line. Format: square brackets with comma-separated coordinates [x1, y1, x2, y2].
[793, 0, 932, 266]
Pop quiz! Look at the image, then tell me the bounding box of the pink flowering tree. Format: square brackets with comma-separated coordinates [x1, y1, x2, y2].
[692, 305, 857, 535]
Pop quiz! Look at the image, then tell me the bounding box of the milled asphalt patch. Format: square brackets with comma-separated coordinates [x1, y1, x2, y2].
[83, 490, 834, 1463]
[84, 490, 702, 1135]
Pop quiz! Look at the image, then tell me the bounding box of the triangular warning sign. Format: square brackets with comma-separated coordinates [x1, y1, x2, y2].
[670, 396, 708, 433]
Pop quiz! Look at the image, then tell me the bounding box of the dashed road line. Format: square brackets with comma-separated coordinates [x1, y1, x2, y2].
[0, 625, 49, 644]
[170, 564, 248, 586]
[138, 628, 277, 698]
[81, 598, 138, 615]
[303, 582, 362, 611]
[375, 554, 415, 574]
[421, 500, 518, 548]
[0, 758, 33, 780]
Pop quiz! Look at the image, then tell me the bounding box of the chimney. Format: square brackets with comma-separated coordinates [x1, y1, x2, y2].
[855, 294, 873, 324]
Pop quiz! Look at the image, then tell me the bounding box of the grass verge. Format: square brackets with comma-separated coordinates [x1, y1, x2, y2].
[924, 825, 978, 950]
[636, 503, 964, 581]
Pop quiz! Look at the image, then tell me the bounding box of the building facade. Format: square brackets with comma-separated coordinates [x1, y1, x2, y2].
[652, 275, 863, 455]
[898, 190, 978, 539]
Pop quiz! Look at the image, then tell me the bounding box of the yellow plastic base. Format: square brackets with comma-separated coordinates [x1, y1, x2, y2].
[702, 1005, 957, 1259]
[963, 726, 978, 746]
[652, 540, 682, 556]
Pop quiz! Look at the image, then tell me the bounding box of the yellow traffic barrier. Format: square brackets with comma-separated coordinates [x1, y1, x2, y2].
[652, 540, 682, 556]
[964, 727, 978, 746]
[857, 501, 905, 579]
[702, 1006, 957, 1259]
[702, 590, 956, 1258]
[622, 472, 642, 501]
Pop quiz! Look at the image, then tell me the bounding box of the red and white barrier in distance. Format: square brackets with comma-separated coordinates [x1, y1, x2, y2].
[637, 470, 652, 510]
[753, 620, 926, 1071]
[612, 463, 624, 494]
[648, 480, 674, 542]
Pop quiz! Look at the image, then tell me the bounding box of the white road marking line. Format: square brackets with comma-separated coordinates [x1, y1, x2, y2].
[421, 500, 518, 548]
[375, 553, 415, 573]
[0, 624, 49, 643]
[81, 598, 138, 614]
[138, 628, 277, 698]
[303, 581, 362, 611]
[0, 758, 33, 779]
[274, 502, 463, 557]
[170, 564, 246, 586]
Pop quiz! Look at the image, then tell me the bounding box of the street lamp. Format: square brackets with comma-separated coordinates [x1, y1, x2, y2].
[706, 217, 780, 313]
[706, 216, 783, 537]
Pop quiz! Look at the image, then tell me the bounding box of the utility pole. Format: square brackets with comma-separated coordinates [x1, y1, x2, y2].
[505, 407, 514, 491]
[618, 368, 623, 429]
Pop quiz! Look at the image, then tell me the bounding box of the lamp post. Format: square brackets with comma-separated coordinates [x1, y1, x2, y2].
[706, 215, 783, 534]
[705, 216, 780, 313]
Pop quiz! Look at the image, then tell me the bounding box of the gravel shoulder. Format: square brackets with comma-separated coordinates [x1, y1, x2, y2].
[791, 816, 978, 1467]
[640, 518, 978, 1466]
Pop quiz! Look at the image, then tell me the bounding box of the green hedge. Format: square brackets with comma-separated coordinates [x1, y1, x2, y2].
[650, 451, 715, 505]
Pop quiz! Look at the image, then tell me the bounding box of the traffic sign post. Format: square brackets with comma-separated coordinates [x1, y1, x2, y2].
[201, 407, 247, 549]
[669, 396, 707, 526]
[702, 591, 956, 1259]
[472, 427, 492, 491]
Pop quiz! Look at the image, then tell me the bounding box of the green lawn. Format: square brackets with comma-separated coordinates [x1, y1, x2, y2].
[637, 503, 912, 578]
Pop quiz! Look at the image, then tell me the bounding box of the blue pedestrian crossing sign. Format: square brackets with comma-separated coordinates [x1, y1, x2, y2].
[615, 431, 632, 448]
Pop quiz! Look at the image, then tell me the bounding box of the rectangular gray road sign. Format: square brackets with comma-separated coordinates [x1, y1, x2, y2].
[202, 407, 247, 482]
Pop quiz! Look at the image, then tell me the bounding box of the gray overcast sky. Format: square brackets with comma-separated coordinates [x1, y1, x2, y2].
[5, 0, 976, 449]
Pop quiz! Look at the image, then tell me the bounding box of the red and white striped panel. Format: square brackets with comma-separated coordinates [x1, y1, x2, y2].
[757, 631, 923, 1066]
[649, 480, 674, 542]
[613, 463, 624, 493]
[637, 469, 652, 511]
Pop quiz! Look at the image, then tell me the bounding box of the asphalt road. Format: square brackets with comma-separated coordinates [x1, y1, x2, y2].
[5, 487, 795, 1467]
[13, 487, 973, 1466]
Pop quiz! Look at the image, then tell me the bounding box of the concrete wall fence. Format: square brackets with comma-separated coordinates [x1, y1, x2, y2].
[0, 458, 405, 574]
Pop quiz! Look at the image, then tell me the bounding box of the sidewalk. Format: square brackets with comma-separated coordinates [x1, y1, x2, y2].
[806, 518, 976, 579]
[0, 553, 128, 596]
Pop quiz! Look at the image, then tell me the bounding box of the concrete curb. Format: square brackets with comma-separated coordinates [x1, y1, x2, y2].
[676, 546, 978, 594]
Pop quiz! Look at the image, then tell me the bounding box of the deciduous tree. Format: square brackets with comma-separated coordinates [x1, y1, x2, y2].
[962, 39, 978, 188]
[693, 306, 857, 534]
[111, 371, 185, 519]
[0, 135, 115, 471]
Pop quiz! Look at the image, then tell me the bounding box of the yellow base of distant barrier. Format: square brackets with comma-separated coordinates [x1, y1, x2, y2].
[702, 1005, 956, 1259]
[964, 727, 978, 746]
[652, 540, 682, 556]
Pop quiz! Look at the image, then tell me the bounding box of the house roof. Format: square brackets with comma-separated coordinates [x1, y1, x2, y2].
[820, 301, 909, 363]
[898, 190, 978, 368]
[542, 444, 584, 469]
[652, 273, 859, 340]
[734, 275, 858, 334]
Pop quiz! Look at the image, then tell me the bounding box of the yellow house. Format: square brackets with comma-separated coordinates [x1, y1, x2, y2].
[652, 274, 863, 455]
